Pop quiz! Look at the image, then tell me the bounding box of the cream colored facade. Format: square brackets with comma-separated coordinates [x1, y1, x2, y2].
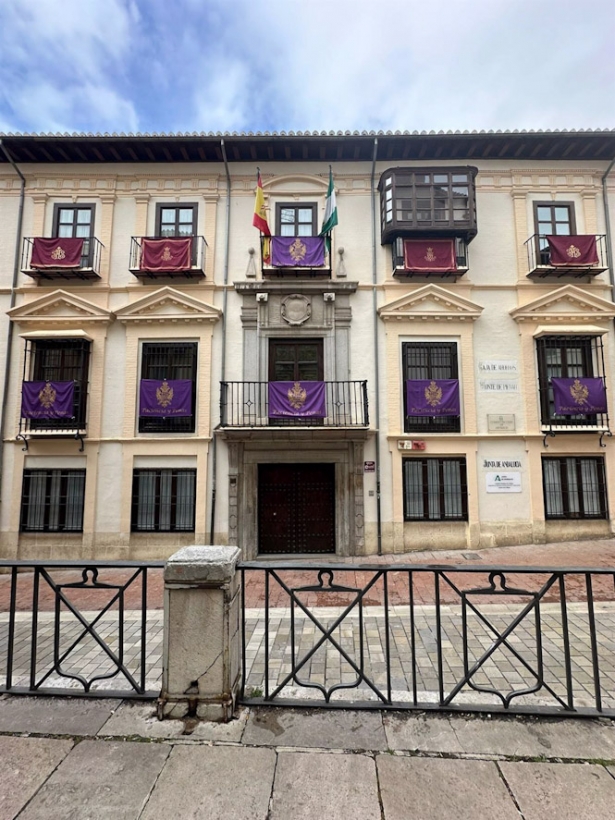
[1, 132, 615, 560]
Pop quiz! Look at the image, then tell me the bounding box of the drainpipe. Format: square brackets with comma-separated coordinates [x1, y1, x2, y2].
[0, 140, 26, 502]
[208, 139, 231, 543]
[370, 137, 383, 555]
[601, 157, 615, 303]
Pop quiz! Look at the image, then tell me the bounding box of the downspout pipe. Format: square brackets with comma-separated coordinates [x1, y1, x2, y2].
[0, 140, 26, 502]
[370, 137, 383, 555]
[208, 139, 231, 543]
[601, 157, 615, 303]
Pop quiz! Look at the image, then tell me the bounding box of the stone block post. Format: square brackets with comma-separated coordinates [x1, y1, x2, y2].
[159, 546, 242, 722]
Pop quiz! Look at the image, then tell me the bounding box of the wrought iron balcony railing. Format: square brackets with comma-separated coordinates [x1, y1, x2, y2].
[525, 234, 608, 278]
[129, 236, 207, 279]
[220, 381, 369, 428]
[392, 236, 469, 278]
[21, 237, 103, 280]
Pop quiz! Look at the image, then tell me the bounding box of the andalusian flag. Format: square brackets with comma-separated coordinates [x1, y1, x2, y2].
[319, 167, 338, 247]
[253, 170, 271, 264]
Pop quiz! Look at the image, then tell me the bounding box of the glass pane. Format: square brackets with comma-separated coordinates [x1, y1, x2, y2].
[160, 226, 176, 237]
[452, 186, 468, 197]
[555, 224, 571, 235]
[137, 472, 156, 531]
[414, 174, 430, 184]
[298, 209, 313, 222]
[416, 199, 431, 210]
[434, 209, 448, 221]
[280, 224, 294, 236]
[538, 221, 552, 235]
[536, 207, 552, 221]
[58, 210, 73, 224]
[297, 224, 312, 236]
[565, 459, 580, 515]
[454, 209, 468, 222]
[77, 210, 91, 224]
[274, 346, 295, 362]
[280, 208, 295, 224]
[433, 174, 448, 184]
[298, 346, 318, 362]
[543, 460, 563, 517]
[404, 461, 424, 518]
[75, 225, 90, 238]
[554, 207, 571, 222]
[443, 461, 462, 518]
[58, 225, 73, 238]
[274, 364, 295, 380]
[160, 209, 176, 223]
[427, 460, 440, 520]
[159, 471, 172, 531]
[179, 209, 194, 223]
[297, 364, 319, 380]
[177, 224, 193, 236]
[452, 174, 468, 183]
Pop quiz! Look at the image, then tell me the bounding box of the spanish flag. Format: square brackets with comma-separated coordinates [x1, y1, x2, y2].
[253, 170, 271, 264]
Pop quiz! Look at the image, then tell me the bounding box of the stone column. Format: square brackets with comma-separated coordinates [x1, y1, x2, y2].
[159, 545, 242, 722]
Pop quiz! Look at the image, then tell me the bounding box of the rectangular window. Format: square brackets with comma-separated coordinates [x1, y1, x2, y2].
[155, 204, 198, 237]
[131, 469, 196, 532]
[536, 336, 603, 426]
[53, 204, 95, 267]
[21, 469, 86, 532]
[403, 458, 468, 521]
[276, 203, 317, 237]
[533, 202, 576, 264]
[139, 342, 197, 433]
[542, 457, 607, 520]
[28, 339, 90, 430]
[403, 342, 460, 433]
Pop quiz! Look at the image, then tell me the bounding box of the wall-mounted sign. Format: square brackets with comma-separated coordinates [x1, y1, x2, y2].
[479, 380, 519, 393]
[364, 461, 375, 473]
[486, 472, 522, 493]
[487, 414, 516, 432]
[483, 459, 522, 469]
[398, 440, 426, 450]
[478, 360, 519, 377]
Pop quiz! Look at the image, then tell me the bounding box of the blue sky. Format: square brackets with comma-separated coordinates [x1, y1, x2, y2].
[0, 0, 613, 135]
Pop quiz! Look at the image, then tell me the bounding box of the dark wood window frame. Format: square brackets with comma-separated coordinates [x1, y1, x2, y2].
[138, 342, 198, 434]
[28, 338, 90, 430]
[542, 456, 607, 520]
[268, 338, 324, 382]
[533, 202, 577, 266]
[131, 468, 196, 532]
[275, 203, 318, 237]
[20, 469, 86, 532]
[402, 341, 460, 433]
[402, 457, 468, 521]
[52, 203, 96, 267]
[536, 335, 602, 426]
[155, 203, 199, 237]
[532, 201, 577, 235]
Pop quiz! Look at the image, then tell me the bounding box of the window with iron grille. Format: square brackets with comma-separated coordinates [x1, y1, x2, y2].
[131, 469, 196, 532]
[403, 458, 468, 521]
[536, 336, 606, 427]
[20, 469, 86, 532]
[53, 204, 95, 267]
[542, 457, 607, 520]
[139, 343, 197, 433]
[275, 204, 317, 236]
[27, 339, 90, 430]
[403, 342, 460, 433]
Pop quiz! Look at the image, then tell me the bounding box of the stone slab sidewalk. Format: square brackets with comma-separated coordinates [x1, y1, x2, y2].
[2, 696, 615, 819]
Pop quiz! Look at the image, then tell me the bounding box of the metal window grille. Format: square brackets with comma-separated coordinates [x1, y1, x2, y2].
[22, 339, 90, 432]
[403, 342, 460, 433]
[138, 343, 197, 433]
[131, 469, 196, 532]
[536, 336, 608, 429]
[542, 457, 608, 520]
[20, 469, 86, 532]
[403, 458, 468, 521]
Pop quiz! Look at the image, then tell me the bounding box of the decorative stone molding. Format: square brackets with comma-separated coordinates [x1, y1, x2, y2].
[510, 285, 615, 324]
[8, 290, 114, 326]
[255, 292, 268, 303]
[378, 284, 484, 322]
[115, 286, 221, 324]
[281, 294, 311, 326]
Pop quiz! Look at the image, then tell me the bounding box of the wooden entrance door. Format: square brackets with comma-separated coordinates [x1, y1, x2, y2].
[258, 463, 335, 554]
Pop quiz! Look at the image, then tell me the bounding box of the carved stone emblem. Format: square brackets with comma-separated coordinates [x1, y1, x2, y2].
[281, 294, 311, 326]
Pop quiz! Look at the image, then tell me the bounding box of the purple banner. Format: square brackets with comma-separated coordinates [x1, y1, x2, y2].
[21, 381, 75, 419]
[31, 237, 84, 268]
[268, 381, 326, 418]
[406, 379, 460, 416]
[552, 377, 606, 415]
[140, 237, 192, 272]
[139, 379, 192, 417]
[271, 236, 326, 267]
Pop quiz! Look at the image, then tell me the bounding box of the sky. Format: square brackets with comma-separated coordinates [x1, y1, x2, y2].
[0, 0, 613, 135]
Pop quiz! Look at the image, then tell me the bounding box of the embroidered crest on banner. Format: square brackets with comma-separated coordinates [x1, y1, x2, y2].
[287, 382, 307, 410]
[38, 382, 57, 408]
[289, 239, 307, 262]
[570, 378, 589, 406]
[51, 246, 66, 260]
[424, 247, 437, 262]
[425, 380, 442, 407]
[156, 380, 174, 407]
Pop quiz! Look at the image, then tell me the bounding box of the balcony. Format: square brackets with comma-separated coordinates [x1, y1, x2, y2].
[261, 236, 332, 278]
[220, 381, 369, 428]
[21, 237, 103, 281]
[18, 379, 88, 451]
[392, 237, 469, 279]
[525, 234, 608, 279]
[129, 236, 207, 280]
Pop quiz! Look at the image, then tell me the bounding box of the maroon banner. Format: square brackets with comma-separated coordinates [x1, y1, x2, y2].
[268, 381, 326, 418]
[403, 239, 456, 271]
[547, 235, 599, 266]
[139, 380, 192, 417]
[406, 379, 460, 416]
[552, 377, 606, 415]
[21, 381, 74, 419]
[140, 238, 192, 272]
[271, 236, 325, 267]
[30, 237, 84, 268]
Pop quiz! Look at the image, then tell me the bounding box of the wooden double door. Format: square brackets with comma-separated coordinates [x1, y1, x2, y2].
[258, 463, 335, 554]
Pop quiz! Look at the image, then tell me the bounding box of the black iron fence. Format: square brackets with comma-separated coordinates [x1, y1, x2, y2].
[239, 562, 615, 718]
[525, 233, 608, 277]
[220, 381, 369, 427]
[21, 236, 104, 280]
[0, 561, 164, 699]
[129, 235, 207, 279]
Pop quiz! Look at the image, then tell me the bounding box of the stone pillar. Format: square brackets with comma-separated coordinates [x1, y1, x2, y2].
[159, 545, 241, 722]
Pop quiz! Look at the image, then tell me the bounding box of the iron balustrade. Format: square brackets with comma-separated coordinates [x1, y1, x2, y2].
[239, 562, 615, 718]
[0, 561, 164, 699]
[392, 236, 469, 276]
[525, 234, 608, 277]
[220, 381, 369, 427]
[21, 236, 104, 280]
[129, 235, 208, 279]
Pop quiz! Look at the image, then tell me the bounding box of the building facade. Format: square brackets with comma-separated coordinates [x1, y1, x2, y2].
[1, 130, 614, 561]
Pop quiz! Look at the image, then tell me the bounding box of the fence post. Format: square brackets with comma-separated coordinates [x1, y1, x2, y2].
[159, 545, 241, 722]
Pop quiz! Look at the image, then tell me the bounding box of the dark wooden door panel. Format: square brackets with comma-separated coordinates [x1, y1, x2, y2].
[258, 463, 335, 554]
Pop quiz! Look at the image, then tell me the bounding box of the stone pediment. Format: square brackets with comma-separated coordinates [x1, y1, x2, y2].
[261, 173, 329, 194]
[115, 287, 221, 324]
[8, 290, 113, 325]
[378, 285, 483, 322]
[510, 285, 615, 323]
